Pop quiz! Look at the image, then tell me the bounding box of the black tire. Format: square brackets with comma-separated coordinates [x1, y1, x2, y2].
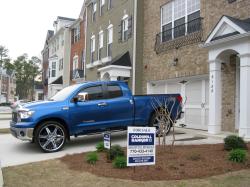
[34, 121, 67, 153]
[149, 112, 172, 136]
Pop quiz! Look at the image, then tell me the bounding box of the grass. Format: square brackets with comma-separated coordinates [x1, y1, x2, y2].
[2, 158, 250, 187]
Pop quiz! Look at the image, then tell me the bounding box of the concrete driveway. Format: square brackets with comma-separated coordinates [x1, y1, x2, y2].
[0, 128, 225, 168]
[0, 132, 128, 168]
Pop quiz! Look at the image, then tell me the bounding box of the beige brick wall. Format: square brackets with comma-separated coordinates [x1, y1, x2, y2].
[221, 56, 237, 132]
[142, 0, 250, 132]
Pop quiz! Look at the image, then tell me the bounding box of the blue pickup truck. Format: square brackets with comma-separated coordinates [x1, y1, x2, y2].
[10, 81, 183, 152]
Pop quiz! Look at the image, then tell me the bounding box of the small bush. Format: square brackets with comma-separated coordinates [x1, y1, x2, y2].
[107, 145, 125, 160]
[96, 142, 105, 152]
[112, 156, 127, 169]
[228, 149, 247, 163]
[224, 135, 247, 151]
[86, 152, 98, 164]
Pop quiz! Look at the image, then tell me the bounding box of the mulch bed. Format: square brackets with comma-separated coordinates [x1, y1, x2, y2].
[60, 143, 250, 181]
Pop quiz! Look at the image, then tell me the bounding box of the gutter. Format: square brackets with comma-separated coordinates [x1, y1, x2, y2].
[132, 0, 138, 95]
[202, 32, 250, 48]
[84, 4, 88, 81]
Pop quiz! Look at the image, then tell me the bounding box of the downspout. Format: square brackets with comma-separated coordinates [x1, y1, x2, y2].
[84, 6, 88, 81]
[132, 0, 137, 95]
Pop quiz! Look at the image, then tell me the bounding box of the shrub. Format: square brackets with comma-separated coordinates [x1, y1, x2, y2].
[112, 156, 127, 169]
[86, 152, 98, 164]
[107, 145, 125, 160]
[96, 142, 105, 152]
[228, 149, 247, 163]
[224, 135, 247, 151]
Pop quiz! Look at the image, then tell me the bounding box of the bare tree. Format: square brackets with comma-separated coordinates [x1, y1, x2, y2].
[151, 96, 185, 150]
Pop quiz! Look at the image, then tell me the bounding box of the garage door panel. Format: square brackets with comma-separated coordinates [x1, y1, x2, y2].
[186, 81, 202, 105]
[167, 83, 181, 94]
[185, 109, 202, 127]
[148, 78, 209, 131]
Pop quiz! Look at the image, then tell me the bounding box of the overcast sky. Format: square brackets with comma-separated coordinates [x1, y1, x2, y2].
[0, 0, 84, 60]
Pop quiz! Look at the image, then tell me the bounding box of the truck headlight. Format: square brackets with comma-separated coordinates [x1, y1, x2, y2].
[19, 110, 35, 119]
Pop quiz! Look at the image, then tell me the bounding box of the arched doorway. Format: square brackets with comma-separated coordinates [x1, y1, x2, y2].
[204, 15, 250, 138]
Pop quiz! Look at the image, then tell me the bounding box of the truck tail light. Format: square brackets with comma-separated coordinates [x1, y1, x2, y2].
[176, 95, 183, 103]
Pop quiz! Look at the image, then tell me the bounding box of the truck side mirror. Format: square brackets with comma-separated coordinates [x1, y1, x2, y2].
[73, 97, 79, 103]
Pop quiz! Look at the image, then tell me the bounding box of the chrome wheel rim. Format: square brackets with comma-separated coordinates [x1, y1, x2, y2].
[38, 124, 65, 152]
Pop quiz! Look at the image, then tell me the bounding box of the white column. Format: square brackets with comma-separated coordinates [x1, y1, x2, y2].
[208, 60, 222, 134]
[239, 53, 250, 139]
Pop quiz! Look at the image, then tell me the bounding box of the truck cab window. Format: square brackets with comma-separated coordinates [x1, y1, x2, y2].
[107, 85, 123, 99]
[79, 85, 104, 101]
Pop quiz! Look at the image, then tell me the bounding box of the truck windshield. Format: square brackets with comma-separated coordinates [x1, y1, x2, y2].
[49, 84, 81, 101]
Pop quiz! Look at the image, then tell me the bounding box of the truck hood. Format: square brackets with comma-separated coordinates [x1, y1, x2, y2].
[21, 100, 64, 110]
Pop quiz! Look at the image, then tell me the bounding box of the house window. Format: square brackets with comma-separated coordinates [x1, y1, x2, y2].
[74, 25, 80, 43]
[161, 0, 200, 42]
[122, 15, 129, 41]
[73, 56, 78, 70]
[107, 25, 113, 57]
[108, 0, 112, 10]
[98, 31, 103, 60]
[51, 62, 56, 77]
[59, 58, 63, 70]
[90, 35, 95, 63]
[92, 2, 97, 22]
[100, 0, 105, 16]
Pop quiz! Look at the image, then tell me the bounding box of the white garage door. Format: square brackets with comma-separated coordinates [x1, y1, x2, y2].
[148, 78, 209, 130]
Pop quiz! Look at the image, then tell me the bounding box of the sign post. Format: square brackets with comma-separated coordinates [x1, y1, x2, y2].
[127, 127, 156, 167]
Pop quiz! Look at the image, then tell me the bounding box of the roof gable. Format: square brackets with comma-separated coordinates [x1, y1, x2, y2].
[205, 16, 249, 44]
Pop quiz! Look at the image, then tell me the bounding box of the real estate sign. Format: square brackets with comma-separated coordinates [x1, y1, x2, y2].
[127, 126, 156, 166]
[103, 132, 111, 149]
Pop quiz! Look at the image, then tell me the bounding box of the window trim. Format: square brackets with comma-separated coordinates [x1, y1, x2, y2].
[160, 0, 200, 38]
[107, 24, 113, 57]
[122, 15, 129, 42]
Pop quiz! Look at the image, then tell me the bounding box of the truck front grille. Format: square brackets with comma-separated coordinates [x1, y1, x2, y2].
[12, 112, 18, 122]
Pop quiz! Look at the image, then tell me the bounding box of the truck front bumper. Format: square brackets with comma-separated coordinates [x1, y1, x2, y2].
[10, 122, 34, 141]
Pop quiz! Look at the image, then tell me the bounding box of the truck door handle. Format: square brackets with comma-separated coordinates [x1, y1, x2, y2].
[98, 102, 108, 107]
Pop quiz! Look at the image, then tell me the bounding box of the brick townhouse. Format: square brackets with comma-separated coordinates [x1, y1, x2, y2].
[143, 0, 250, 138]
[69, 4, 86, 84]
[41, 30, 54, 99]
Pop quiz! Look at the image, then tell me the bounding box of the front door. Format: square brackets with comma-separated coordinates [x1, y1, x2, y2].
[69, 84, 109, 134]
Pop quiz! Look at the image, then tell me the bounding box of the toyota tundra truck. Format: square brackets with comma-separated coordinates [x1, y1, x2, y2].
[10, 81, 183, 153]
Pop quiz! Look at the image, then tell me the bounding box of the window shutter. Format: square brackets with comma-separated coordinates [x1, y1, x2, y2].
[128, 16, 133, 39]
[118, 20, 123, 43]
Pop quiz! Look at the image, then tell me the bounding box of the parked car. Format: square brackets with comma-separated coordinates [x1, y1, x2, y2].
[10, 81, 183, 153]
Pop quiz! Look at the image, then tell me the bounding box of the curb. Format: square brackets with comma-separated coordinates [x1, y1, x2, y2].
[0, 160, 3, 187]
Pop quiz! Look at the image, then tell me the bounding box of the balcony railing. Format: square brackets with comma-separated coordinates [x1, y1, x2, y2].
[71, 69, 84, 80]
[155, 18, 203, 54]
